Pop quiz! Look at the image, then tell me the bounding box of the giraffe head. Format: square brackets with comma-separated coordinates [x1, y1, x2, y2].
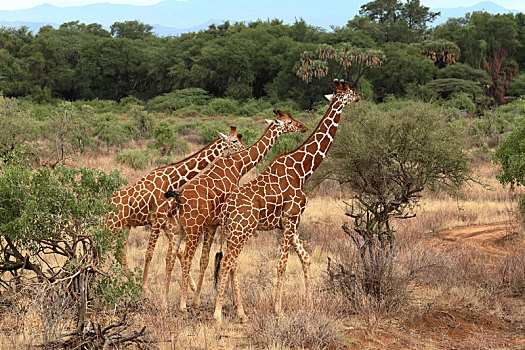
[325, 79, 360, 106]
[266, 109, 309, 134]
[217, 126, 246, 156]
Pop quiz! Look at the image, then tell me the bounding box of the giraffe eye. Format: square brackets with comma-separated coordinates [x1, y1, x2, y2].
[288, 121, 292, 125]
[232, 140, 238, 143]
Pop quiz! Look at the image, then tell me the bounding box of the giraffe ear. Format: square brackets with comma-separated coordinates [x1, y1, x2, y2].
[265, 119, 273, 124]
[217, 132, 228, 141]
[325, 94, 334, 101]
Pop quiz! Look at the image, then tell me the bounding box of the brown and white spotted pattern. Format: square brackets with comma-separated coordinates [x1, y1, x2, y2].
[167, 110, 308, 311]
[105, 126, 245, 291]
[213, 80, 360, 323]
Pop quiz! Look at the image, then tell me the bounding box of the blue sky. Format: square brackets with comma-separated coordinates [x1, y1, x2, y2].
[1, 0, 524, 11]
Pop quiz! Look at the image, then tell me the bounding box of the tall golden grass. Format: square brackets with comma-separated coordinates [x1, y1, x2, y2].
[1, 142, 524, 349]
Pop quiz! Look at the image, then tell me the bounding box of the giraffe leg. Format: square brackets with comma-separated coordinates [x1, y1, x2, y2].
[142, 223, 161, 288]
[214, 221, 255, 323]
[213, 249, 233, 324]
[164, 222, 196, 302]
[179, 229, 201, 312]
[275, 233, 293, 314]
[176, 245, 197, 292]
[291, 234, 312, 308]
[230, 261, 247, 322]
[192, 225, 216, 308]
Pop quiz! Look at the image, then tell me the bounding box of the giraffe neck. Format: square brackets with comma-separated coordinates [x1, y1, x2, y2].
[288, 98, 345, 182]
[156, 139, 222, 187]
[232, 125, 283, 177]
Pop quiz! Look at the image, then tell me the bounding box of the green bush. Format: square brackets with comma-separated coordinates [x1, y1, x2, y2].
[237, 99, 272, 117]
[129, 105, 154, 138]
[493, 116, 525, 217]
[207, 97, 239, 116]
[425, 78, 482, 99]
[115, 149, 152, 170]
[493, 116, 525, 190]
[441, 92, 476, 113]
[0, 95, 39, 163]
[0, 161, 138, 314]
[94, 114, 137, 148]
[469, 99, 525, 145]
[435, 63, 491, 84]
[152, 120, 189, 156]
[508, 74, 525, 97]
[198, 121, 230, 143]
[145, 88, 210, 114]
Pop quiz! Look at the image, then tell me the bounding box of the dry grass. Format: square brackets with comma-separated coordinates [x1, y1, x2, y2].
[2, 145, 525, 349]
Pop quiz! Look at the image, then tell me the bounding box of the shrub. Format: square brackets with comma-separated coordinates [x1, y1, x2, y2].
[0, 162, 144, 346]
[493, 116, 525, 216]
[115, 149, 152, 170]
[129, 105, 154, 138]
[145, 88, 210, 114]
[0, 94, 39, 163]
[152, 120, 188, 156]
[441, 92, 476, 113]
[325, 101, 471, 316]
[207, 97, 239, 116]
[435, 63, 491, 84]
[93, 114, 137, 148]
[198, 121, 230, 143]
[425, 78, 483, 99]
[508, 74, 525, 97]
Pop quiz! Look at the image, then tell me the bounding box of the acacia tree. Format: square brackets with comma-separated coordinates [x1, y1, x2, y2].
[493, 117, 525, 216]
[0, 160, 147, 347]
[325, 101, 471, 307]
[420, 39, 460, 68]
[351, 0, 440, 43]
[296, 43, 385, 88]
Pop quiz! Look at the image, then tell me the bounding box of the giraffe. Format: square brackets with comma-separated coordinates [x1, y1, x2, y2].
[213, 79, 360, 323]
[165, 110, 309, 311]
[105, 126, 245, 290]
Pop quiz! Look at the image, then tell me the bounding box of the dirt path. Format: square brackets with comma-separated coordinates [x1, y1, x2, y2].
[439, 221, 516, 242]
[437, 221, 518, 257]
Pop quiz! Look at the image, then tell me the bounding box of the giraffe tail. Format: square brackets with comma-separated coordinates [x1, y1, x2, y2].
[214, 213, 227, 289]
[164, 190, 181, 213]
[214, 251, 223, 290]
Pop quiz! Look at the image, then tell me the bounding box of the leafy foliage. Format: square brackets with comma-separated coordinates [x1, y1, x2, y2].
[493, 116, 525, 190]
[425, 78, 482, 99]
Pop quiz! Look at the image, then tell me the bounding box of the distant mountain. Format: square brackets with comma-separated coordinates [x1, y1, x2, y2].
[152, 19, 219, 37]
[0, 0, 361, 35]
[433, 1, 520, 25]
[0, 20, 58, 33]
[0, 1, 521, 36]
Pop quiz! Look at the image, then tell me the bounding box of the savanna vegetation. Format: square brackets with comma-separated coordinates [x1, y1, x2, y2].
[1, 0, 525, 348]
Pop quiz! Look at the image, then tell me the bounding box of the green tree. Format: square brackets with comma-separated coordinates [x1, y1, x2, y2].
[368, 42, 435, 96]
[493, 116, 525, 215]
[296, 43, 385, 88]
[420, 39, 460, 68]
[456, 13, 521, 103]
[110, 20, 154, 39]
[0, 161, 143, 345]
[352, 0, 439, 43]
[325, 101, 470, 308]
[435, 62, 491, 84]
